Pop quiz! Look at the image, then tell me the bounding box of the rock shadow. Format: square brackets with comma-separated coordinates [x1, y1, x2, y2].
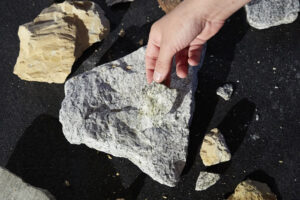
[246, 170, 282, 200]
[183, 9, 250, 174]
[5, 114, 145, 200]
[218, 98, 256, 155]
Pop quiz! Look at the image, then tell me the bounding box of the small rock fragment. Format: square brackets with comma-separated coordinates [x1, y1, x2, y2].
[228, 179, 277, 200]
[138, 39, 144, 46]
[64, 180, 70, 187]
[157, 0, 183, 13]
[216, 83, 233, 101]
[118, 28, 126, 37]
[13, 1, 110, 83]
[0, 167, 55, 200]
[195, 171, 220, 191]
[106, 0, 134, 6]
[200, 128, 231, 166]
[245, 0, 300, 29]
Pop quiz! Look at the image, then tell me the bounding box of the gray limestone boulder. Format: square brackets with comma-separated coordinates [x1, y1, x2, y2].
[245, 0, 300, 29]
[59, 46, 204, 187]
[0, 167, 55, 200]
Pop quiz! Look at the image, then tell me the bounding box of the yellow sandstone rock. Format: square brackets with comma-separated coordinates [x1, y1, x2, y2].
[157, 0, 183, 13]
[200, 128, 231, 166]
[13, 1, 110, 83]
[228, 179, 277, 200]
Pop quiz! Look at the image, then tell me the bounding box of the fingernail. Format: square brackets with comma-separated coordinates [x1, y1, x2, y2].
[153, 71, 162, 82]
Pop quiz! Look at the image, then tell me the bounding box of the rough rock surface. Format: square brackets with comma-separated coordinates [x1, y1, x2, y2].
[0, 167, 55, 200]
[228, 179, 277, 200]
[195, 171, 220, 191]
[106, 0, 134, 6]
[216, 83, 233, 101]
[200, 128, 231, 166]
[59, 47, 202, 187]
[157, 0, 183, 13]
[13, 1, 110, 83]
[245, 0, 300, 29]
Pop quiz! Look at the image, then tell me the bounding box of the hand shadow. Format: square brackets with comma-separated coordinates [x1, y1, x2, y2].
[183, 9, 250, 174]
[5, 114, 145, 200]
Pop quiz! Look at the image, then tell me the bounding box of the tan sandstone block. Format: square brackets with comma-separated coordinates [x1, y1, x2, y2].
[157, 0, 183, 13]
[14, 1, 110, 83]
[200, 128, 231, 166]
[228, 179, 277, 200]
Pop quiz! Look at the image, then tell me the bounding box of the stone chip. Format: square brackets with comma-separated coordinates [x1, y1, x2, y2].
[13, 1, 110, 83]
[200, 128, 231, 166]
[216, 83, 233, 101]
[195, 171, 220, 191]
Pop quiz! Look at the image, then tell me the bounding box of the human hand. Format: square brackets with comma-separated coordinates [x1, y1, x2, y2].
[145, 0, 250, 85]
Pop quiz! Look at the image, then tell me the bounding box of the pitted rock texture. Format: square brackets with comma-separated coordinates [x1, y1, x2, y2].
[195, 171, 220, 191]
[245, 0, 300, 29]
[13, 1, 110, 83]
[106, 0, 134, 6]
[59, 47, 201, 187]
[228, 179, 277, 200]
[0, 167, 55, 200]
[200, 128, 231, 166]
[158, 0, 183, 13]
[216, 83, 233, 101]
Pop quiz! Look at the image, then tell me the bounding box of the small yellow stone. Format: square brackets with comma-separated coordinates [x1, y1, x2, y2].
[64, 180, 70, 187]
[126, 65, 132, 70]
[118, 28, 125, 37]
[107, 154, 113, 159]
[138, 39, 144, 46]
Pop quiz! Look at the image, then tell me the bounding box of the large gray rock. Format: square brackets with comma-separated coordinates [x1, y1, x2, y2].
[0, 167, 55, 200]
[59, 47, 203, 187]
[245, 0, 300, 29]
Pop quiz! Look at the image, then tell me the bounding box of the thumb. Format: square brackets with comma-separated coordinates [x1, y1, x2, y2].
[153, 45, 174, 83]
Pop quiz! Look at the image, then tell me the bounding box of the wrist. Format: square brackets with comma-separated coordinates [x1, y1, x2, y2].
[186, 0, 250, 22]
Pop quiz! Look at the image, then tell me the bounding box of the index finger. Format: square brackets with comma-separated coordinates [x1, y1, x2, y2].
[145, 37, 160, 84]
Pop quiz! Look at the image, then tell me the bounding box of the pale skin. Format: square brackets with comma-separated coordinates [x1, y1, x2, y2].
[145, 0, 250, 85]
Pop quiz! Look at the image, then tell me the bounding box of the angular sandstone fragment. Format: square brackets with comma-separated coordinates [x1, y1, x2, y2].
[157, 0, 183, 13]
[195, 171, 220, 191]
[216, 83, 233, 101]
[228, 179, 277, 200]
[106, 0, 134, 6]
[0, 167, 55, 200]
[14, 1, 110, 83]
[59, 47, 203, 187]
[245, 0, 300, 29]
[200, 128, 231, 166]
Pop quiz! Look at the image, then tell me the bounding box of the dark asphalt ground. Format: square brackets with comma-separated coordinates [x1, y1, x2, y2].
[0, 0, 299, 199]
